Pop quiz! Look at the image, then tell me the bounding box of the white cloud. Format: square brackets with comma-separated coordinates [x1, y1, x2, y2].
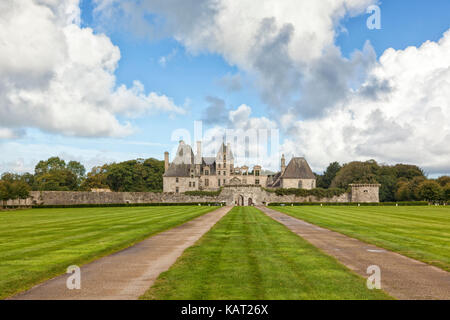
[282, 30, 450, 174]
[94, 0, 377, 115]
[0, 128, 22, 140]
[158, 48, 178, 67]
[80, 1, 450, 175]
[0, 0, 185, 138]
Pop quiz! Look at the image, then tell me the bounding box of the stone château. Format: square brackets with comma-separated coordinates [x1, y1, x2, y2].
[163, 140, 317, 193]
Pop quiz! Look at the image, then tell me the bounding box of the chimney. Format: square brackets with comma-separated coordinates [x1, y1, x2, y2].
[196, 141, 202, 165]
[281, 154, 286, 175]
[164, 152, 169, 172]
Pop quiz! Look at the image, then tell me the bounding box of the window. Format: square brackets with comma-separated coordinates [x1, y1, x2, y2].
[223, 171, 226, 176]
[224, 155, 226, 161]
[205, 169, 209, 175]
[298, 180, 303, 188]
[205, 179, 209, 187]
[189, 182, 192, 187]
[218, 179, 221, 186]
[364, 190, 368, 193]
[191, 174, 194, 178]
[218, 171, 221, 175]
[255, 179, 260, 185]
[230, 165, 233, 171]
[193, 182, 195, 187]
[255, 170, 260, 176]
[176, 187, 179, 193]
[176, 178, 179, 183]
[218, 163, 221, 169]
[223, 179, 226, 185]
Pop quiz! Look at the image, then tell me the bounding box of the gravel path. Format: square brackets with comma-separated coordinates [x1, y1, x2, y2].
[11, 206, 232, 300]
[259, 206, 450, 300]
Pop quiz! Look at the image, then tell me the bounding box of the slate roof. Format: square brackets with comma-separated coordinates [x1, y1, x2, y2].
[164, 156, 218, 177]
[163, 163, 192, 177]
[281, 157, 316, 179]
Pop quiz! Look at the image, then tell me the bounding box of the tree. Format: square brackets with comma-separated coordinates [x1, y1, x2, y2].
[35, 157, 67, 175]
[0, 180, 29, 207]
[395, 182, 411, 201]
[67, 161, 86, 186]
[33, 157, 84, 191]
[408, 176, 427, 200]
[417, 181, 443, 202]
[437, 176, 450, 187]
[105, 158, 164, 192]
[317, 162, 341, 189]
[81, 165, 110, 190]
[330, 160, 379, 189]
[0, 181, 11, 207]
[443, 184, 450, 203]
[393, 164, 425, 180]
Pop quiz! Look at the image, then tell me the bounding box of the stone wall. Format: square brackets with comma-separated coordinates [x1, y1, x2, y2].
[350, 184, 380, 203]
[5, 184, 379, 206]
[281, 178, 316, 189]
[6, 191, 221, 206]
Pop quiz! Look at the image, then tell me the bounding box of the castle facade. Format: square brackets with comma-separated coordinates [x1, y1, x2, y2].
[163, 140, 317, 193]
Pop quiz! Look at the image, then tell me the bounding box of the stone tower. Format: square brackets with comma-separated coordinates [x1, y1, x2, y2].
[164, 151, 169, 172]
[281, 154, 286, 175]
[350, 184, 380, 203]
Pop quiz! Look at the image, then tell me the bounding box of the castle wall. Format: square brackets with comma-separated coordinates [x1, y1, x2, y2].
[5, 184, 379, 206]
[281, 178, 316, 189]
[350, 184, 380, 203]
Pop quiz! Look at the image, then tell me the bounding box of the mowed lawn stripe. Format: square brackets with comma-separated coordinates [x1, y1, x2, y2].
[274, 206, 450, 271]
[142, 207, 391, 300]
[0, 208, 203, 258]
[0, 206, 217, 299]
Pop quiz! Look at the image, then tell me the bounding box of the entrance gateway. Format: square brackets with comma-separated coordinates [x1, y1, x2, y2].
[235, 195, 254, 206]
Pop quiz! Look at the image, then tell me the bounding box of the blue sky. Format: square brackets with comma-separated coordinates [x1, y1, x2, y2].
[0, 0, 449, 176]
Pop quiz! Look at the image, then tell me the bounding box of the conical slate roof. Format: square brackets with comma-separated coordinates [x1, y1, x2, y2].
[216, 143, 234, 161]
[281, 157, 315, 179]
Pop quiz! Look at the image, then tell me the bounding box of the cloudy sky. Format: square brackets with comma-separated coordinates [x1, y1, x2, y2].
[0, 0, 449, 176]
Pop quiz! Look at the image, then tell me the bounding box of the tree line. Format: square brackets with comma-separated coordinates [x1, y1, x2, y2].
[1, 157, 449, 204]
[0, 157, 164, 204]
[315, 160, 450, 202]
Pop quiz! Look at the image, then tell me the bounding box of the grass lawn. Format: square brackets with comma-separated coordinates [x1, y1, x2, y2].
[273, 206, 450, 272]
[0, 206, 217, 299]
[142, 206, 391, 300]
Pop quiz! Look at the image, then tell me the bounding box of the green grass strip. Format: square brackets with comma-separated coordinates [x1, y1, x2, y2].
[142, 207, 391, 300]
[0, 206, 217, 299]
[274, 206, 450, 272]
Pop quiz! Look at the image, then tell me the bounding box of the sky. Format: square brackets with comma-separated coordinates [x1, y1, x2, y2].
[0, 0, 449, 177]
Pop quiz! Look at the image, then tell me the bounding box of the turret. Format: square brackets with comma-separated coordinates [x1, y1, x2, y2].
[164, 152, 169, 172]
[195, 141, 202, 164]
[281, 154, 286, 175]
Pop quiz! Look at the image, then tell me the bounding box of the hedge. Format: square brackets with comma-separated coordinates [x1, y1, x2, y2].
[184, 188, 223, 197]
[31, 202, 225, 209]
[268, 201, 429, 206]
[263, 187, 348, 198]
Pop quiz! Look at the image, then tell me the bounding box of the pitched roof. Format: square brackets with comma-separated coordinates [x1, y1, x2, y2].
[203, 157, 216, 165]
[163, 163, 192, 177]
[216, 143, 234, 160]
[281, 157, 316, 179]
[172, 141, 194, 165]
